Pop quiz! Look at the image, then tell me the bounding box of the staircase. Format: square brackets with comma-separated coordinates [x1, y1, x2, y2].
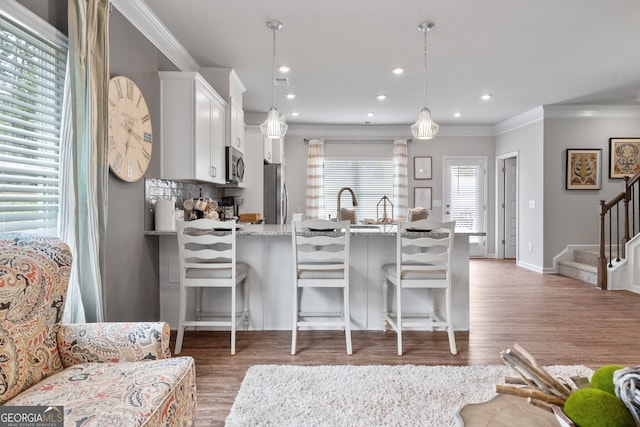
[557, 249, 599, 285]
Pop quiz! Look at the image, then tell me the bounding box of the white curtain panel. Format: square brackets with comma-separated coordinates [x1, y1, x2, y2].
[58, 61, 86, 323]
[62, 0, 110, 322]
[393, 139, 409, 219]
[305, 138, 325, 219]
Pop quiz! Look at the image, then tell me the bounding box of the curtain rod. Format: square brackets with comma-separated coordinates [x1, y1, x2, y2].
[303, 138, 412, 144]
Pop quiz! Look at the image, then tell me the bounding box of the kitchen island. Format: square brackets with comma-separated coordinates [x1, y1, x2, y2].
[152, 224, 477, 331]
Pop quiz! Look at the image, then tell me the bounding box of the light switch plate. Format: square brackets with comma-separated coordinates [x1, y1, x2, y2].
[529, 200, 536, 208]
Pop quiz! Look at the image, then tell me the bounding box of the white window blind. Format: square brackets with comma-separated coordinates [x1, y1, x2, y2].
[324, 160, 395, 221]
[0, 13, 67, 234]
[448, 165, 482, 232]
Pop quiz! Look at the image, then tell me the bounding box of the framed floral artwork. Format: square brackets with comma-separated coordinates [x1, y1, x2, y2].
[414, 187, 432, 209]
[610, 137, 640, 179]
[566, 148, 601, 190]
[414, 156, 432, 179]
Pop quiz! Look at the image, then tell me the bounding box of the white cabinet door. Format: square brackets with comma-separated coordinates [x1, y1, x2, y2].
[159, 72, 226, 184]
[210, 93, 226, 184]
[235, 102, 245, 153]
[263, 136, 273, 163]
[193, 80, 214, 182]
[227, 97, 244, 153]
[263, 137, 282, 164]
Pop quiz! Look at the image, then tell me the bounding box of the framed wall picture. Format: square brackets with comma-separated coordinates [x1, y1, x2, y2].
[414, 187, 432, 209]
[610, 137, 640, 179]
[414, 156, 432, 179]
[566, 148, 601, 190]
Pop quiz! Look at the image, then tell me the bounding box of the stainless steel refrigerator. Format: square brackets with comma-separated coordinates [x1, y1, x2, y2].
[264, 163, 288, 224]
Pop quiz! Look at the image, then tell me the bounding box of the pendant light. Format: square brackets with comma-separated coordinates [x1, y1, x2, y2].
[260, 20, 288, 139]
[411, 22, 439, 140]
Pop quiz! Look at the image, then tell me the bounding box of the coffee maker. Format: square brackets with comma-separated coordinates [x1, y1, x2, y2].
[220, 196, 243, 220]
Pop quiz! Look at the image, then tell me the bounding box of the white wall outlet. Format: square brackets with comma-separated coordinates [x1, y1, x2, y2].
[528, 242, 533, 252]
[529, 200, 536, 209]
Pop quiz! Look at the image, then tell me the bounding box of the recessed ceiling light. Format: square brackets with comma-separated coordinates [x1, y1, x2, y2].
[279, 65, 290, 73]
[481, 94, 492, 100]
[392, 67, 404, 75]
[377, 94, 387, 100]
[367, 112, 375, 117]
[286, 93, 296, 99]
[453, 112, 462, 118]
[290, 112, 299, 117]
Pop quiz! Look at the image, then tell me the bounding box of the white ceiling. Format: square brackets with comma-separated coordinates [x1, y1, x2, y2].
[143, 0, 640, 127]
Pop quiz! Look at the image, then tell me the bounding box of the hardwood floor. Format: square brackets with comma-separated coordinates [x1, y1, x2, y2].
[176, 259, 640, 426]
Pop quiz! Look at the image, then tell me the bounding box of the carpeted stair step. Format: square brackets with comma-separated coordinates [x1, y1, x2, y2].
[573, 249, 600, 267]
[557, 260, 597, 285]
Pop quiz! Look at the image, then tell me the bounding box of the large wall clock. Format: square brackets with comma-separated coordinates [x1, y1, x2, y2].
[107, 75, 152, 182]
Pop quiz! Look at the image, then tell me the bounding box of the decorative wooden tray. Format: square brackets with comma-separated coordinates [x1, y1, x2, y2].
[456, 394, 559, 426]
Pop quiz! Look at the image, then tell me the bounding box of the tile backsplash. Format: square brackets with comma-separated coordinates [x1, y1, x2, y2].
[144, 178, 222, 231]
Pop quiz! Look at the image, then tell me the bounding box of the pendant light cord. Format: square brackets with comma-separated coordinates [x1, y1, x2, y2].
[271, 27, 276, 108]
[423, 27, 428, 108]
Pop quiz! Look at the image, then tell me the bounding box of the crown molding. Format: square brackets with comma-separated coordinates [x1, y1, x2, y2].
[494, 106, 544, 136]
[111, 0, 199, 71]
[244, 115, 494, 138]
[543, 104, 640, 119]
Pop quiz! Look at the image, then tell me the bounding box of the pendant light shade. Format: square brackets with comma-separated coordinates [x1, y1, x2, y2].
[261, 20, 288, 139]
[411, 22, 439, 140]
[260, 107, 288, 139]
[411, 107, 439, 139]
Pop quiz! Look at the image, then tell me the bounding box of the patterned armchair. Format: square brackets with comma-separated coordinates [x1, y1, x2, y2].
[0, 236, 196, 426]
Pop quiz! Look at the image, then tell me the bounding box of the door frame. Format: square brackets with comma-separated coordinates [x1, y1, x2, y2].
[495, 151, 519, 260]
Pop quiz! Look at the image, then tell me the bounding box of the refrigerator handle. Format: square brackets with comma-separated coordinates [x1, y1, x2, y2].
[282, 182, 288, 224]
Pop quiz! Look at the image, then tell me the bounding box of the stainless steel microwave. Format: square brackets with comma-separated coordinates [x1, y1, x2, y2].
[226, 147, 244, 183]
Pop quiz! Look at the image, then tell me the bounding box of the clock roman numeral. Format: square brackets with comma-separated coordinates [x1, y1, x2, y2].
[142, 145, 151, 161]
[126, 80, 134, 100]
[127, 161, 133, 179]
[108, 135, 116, 151]
[137, 159, 144, 174]
[115, 79, 123, 99]
[143, 131, 152, 143]
[113, 152, 123, 172]
[142, 114, 150, 124]
[137, 93, 143, 108]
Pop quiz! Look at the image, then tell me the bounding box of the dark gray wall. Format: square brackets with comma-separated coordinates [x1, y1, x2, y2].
[106, 9, 177, 321]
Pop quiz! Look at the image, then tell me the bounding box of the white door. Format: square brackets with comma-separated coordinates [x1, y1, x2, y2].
[504, 157, 518, 258]
[443, 157, 487, 257]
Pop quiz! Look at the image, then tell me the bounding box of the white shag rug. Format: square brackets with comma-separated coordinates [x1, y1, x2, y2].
[225, 364, 593, 427]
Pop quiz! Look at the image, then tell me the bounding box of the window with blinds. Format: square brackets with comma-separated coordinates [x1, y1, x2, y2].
[323, 160, 395, 221]
[0, 13, 67, 234]
[447, 165, 482, 232]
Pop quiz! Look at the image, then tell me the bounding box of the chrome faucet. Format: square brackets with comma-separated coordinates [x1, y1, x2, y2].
[337, 187, 358, 221]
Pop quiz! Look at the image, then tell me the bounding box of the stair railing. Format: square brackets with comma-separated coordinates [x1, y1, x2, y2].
[598, 173, 640, 289]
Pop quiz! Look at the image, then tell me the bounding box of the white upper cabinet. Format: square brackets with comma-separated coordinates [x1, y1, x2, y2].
[159, 71, 226, 184]
[264, 137, 282, 164]
[199, 67, 246, 154]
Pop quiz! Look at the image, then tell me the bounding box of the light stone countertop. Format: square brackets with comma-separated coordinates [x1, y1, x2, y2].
[145, 223, 485, 237]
